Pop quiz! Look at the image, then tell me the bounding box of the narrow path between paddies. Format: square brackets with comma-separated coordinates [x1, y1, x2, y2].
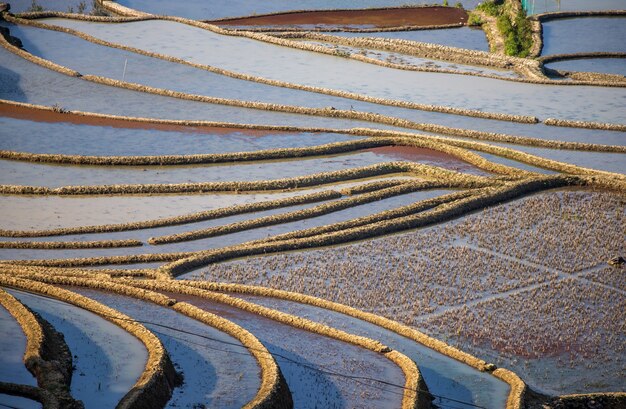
[288, 37, 517, 79]
[66, 286, 261, 409]
[4, 288, 148, 409]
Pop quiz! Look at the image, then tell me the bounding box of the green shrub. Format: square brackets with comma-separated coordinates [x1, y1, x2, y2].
[476, 1, 500, 16]
[467, 12, 483, 26]
[455, 2, 464, 8]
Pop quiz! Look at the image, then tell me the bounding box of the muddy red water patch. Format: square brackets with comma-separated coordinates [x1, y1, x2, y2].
[0, 102, 287, 136]
[211, 6, 468, 29]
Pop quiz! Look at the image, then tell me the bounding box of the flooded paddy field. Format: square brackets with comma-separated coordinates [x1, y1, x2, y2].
[545, 57, 626, 77]
[0, 395, 42, 409]
[0, 299, 35, 386]
[541, 16, 626, 56]
[211, 6, 468, 30]
[526, 0, 626, 15]
[161, 289, 407, 409]
[45, 18, 626, 122]
[295, 39, 515, 77]
[68, 286, 261, 409]
[0, 189, 450, 261]
[328, 26, 490, 51]
[190, 190, 626, 395]
[1, 0, 625, 407]
[114, 0, 483, 20]
[5, 288, 148, 408]
[0, 116, 358, 156]
[7, 0, 98, 14]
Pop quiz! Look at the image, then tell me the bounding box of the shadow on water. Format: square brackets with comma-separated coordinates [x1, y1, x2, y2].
[263, 341, 346, 409]
[0, 21, 49, 61]
[0, 26, 26, 101]
[147, 334, 220, 408]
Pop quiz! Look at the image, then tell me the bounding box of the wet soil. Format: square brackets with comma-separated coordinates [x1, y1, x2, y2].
[211, 6, 468, 28]
[0, 102, 284, 136]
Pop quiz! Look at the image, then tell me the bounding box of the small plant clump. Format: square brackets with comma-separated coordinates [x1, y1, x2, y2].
[28, 0, 44, 12]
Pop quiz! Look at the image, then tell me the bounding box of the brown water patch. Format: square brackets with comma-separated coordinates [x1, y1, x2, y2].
[211, 7, 468, 28]
[0, 102, 284, 136]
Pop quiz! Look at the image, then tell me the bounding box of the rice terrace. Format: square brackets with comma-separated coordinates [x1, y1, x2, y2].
[0, 0, 624, 407]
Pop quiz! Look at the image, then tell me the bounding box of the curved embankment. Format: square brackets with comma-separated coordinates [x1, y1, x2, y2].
[37, 1, 626, 89]
[538, 52, 626, 85]
[0, 275, 180, 409]
[0, 190, 476, 269]
[181, 281, 526, 409]
[8, 273, 293, 409]
[544, 116, 626, 132]
[4, 15, 626, 143]
[0, 190, 343, 238]
[0, 288, 81, 408]
[1, 12, 538, 124]
[0, 132, 542, 179]
[0, 161, 501, 196]
[1, 100, 625, 180]
[538, 51, 626, 65]
[208, 6, 467, 31]
[10, 271, 423, 408]
[1, 20, 581, 146]
[530, 10, 626, 74]
[146, 181, 464, 245]
[159, 176, 596, 277]
[0, 273, 294, 409]
[0, 240, 142, 249]
[118, 278, 429, 409]
[2, 175, 624, 270]
[530, 9, 626, 23]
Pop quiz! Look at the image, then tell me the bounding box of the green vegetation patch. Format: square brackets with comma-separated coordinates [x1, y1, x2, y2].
[475, 0, 533, 57]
